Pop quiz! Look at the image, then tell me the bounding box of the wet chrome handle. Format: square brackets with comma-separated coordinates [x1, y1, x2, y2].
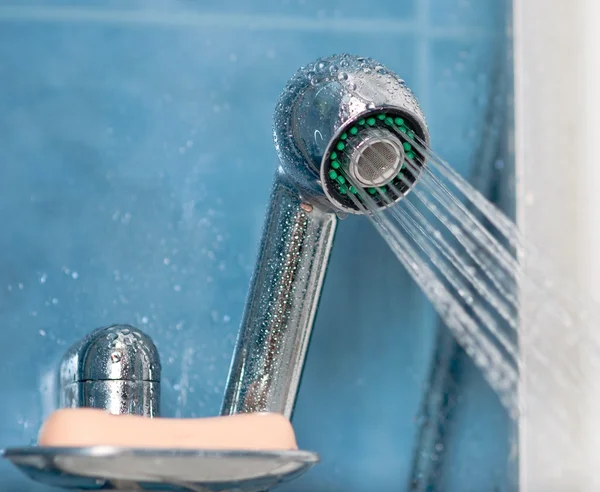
[221, 169, 337, 419]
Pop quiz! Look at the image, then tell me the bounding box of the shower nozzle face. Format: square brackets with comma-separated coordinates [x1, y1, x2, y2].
[274, 54, 430, 214]
[349, 130, 405, 188]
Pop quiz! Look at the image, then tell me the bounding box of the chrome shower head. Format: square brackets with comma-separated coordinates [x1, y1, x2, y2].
[222, 53, 429, 420]
[274, 53, 430, 214]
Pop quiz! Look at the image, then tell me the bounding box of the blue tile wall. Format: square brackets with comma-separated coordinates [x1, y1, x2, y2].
[0, 1, 515, 490]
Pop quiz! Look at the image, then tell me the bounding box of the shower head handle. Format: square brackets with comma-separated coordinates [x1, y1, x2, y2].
[222, 54, 429, 419]
[221, 169, 337, 418]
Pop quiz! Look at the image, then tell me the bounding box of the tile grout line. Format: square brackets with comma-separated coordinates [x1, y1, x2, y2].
[415, 0, 432, 115]
[0, 6, 494, 39]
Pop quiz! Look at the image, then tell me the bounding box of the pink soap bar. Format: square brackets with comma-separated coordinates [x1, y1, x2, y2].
[38, 408, 298, 450]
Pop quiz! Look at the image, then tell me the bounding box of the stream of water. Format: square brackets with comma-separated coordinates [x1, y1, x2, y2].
[333, 120, 600, 481]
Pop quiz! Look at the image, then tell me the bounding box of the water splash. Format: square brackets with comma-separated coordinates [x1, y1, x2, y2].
[332, 122, 600, 483]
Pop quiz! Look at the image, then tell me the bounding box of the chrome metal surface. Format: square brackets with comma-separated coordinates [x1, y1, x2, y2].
[60, 324, 161, 417]
[61, 380, 160, 417]
[348, 128, 405, 187]
[273, 53, 429, 214]
[222, 54, 429, 420]
[2, 447, 319, 491]
[221, 170, 337, 418]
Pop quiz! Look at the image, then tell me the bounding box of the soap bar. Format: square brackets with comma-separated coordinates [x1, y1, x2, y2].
[38, 408, 298, 450]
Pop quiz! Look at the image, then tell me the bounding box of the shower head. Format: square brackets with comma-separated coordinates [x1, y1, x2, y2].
[274, 53, 430, 214]
[222, 54, 429, 419]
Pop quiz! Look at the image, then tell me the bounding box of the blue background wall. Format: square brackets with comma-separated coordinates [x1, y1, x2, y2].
[0, 1, 515, 490]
